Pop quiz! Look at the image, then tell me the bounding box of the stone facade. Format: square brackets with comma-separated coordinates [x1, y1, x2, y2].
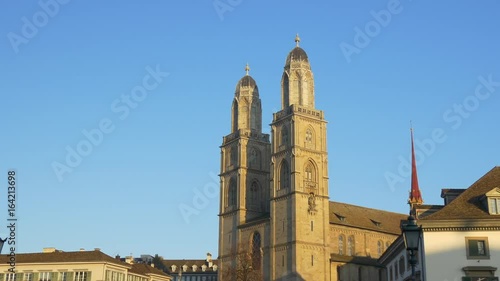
[218, 38, 406, 281]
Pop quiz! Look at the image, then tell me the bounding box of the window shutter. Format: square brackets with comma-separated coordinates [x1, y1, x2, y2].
[16, 273, 22, 281]
[468, 240, 479, 256]
[86, 272, 91, 281]
[66, 273, 73, 281]
[32, 273, 38, 281]
[51, 273, 58, 281]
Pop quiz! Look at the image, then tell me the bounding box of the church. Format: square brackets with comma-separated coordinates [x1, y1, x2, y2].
[217, 35, 407, 281]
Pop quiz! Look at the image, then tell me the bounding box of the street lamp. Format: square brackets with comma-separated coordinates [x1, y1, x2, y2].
[401, 215, 422, 280]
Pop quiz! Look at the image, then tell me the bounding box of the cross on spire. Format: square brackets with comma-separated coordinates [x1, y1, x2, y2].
[295, 33, 300, 47]
[245, 63, 250, 76]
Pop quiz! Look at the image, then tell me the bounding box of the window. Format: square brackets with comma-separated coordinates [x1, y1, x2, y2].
[279, 161, 290, 190]
[465, 237, 490, 259]
[305, 163, 315, 182]
[251, 232, 262, 270]
[249, 181, 259, 207]
[311, 255, 314, 266]
[310, 221, 314, 232]
[338, 235, 345, 255]
[230, 146, 237, 165]
[74, 272, 89, 281]
[281, 126, 289, 146]
[305, 129, 313, 143]
[59, 273, 67, 281]
[347, 236, 354, 256]
[377, 240, 384, 257]
[488, 197, 500, 214]
[248, 148, 260, 169]
[6, 273, 16, 281]
[399, 256, 405, 275]
[40, 273, 51, 281]
[24, 274, 33, 281]
[227, 178, 237, 207]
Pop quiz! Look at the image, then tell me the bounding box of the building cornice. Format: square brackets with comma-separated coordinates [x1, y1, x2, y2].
[420, 219, 500, 231]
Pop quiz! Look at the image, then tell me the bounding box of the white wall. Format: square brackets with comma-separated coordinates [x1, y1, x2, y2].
[423, 231, 500, 281]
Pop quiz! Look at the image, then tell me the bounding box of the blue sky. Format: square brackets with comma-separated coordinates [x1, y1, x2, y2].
[1, 0, 499, 259]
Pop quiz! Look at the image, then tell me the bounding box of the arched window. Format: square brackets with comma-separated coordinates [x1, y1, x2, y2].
[347, 236, 354, 256]
[228, 178, 237, 207]
[279, 161, 290, 190]
[251, 232, 262, 270]
[249, 181, 259, 208]
[250, 103, 258, 130]
[230, 146, 237, 165]
[377, 240, 384, 257]
[338, 235, 345, 255]
[281, 125, 289, 146]
[248, 148, 260, 169]
[305, 162, 315, 182]
[305, 128, 313, 143]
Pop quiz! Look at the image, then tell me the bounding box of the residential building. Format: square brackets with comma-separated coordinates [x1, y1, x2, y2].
[380, 167, 500, 280]
[163, 253, 218, 281]
[0, 248, 172, 281]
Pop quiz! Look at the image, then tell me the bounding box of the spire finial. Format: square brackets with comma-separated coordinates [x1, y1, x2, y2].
[245, 63, 250, 76]
[295, 33, 300, 47]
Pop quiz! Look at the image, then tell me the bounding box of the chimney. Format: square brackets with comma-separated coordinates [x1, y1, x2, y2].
[94, 248, 101, 252]
[125, 256, 134, 264]
[43, 248, 57, 253]
[115, 255, 121, 260]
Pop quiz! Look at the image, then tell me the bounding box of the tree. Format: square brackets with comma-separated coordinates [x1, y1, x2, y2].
[152, 254, 165, 271]
[221, 243, 263, 281]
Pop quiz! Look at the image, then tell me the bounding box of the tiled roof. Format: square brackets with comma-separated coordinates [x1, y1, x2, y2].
[0, 250, 128, 266]
[330, 254, 382, 267]
[423, 166, 500, 220]
[329, 201, 407, 235]
[129, 263, 170, 277]
[440, 188, 467, 197]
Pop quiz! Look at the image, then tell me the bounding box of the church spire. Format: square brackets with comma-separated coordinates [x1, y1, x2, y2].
[409, 126, 423, 212]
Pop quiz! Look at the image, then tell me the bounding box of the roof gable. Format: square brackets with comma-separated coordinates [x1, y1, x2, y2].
[423, 166, 500, 220]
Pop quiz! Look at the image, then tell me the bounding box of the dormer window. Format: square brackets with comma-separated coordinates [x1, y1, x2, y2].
[171, 265, 177, 272]
[192, 265, 198, 272]
[335, 213, 346, 222]
[212, 265, 218, 271]
[182, 265, 188, 272]
[201, 264, 207, 272]
[488, 197, 499, 214]
[371, 219, 382, 227]
[484, 187, 500, 215]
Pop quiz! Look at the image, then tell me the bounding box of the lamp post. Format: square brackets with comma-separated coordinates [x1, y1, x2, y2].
[401, 215, 422, 280]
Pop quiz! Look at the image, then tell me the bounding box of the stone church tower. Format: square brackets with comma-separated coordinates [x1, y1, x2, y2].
[269, 35, 330, 281]
[218, 36, 404, 281]
[218, 64, 272, 279]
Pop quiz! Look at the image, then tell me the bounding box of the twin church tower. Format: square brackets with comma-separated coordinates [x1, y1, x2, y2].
[218, 35, 330, 281]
